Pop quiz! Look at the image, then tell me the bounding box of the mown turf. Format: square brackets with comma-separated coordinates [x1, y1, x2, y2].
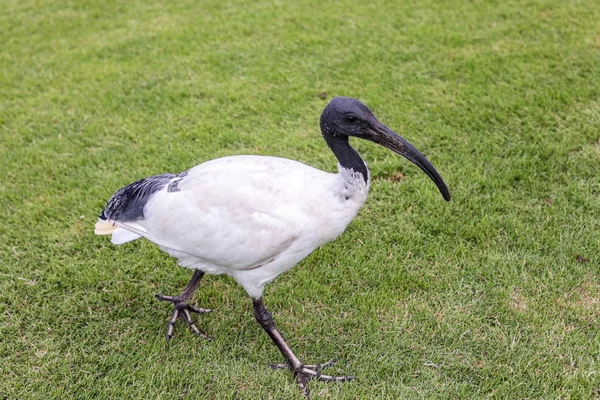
[1, 0, 599, 398]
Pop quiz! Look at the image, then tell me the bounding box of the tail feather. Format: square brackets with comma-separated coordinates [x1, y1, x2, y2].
[94, 218, 116, 235]
[111, 227, 142, 245]
[94, 218, 143, 245]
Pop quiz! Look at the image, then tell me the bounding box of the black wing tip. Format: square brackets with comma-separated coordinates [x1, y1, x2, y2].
[102, 173, 177, 222]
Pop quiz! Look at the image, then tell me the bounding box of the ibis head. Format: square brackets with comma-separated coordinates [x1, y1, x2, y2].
[320, 96, 451, 202]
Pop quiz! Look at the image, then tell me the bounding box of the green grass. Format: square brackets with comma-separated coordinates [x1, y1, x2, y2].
[1, 0, 600, 398]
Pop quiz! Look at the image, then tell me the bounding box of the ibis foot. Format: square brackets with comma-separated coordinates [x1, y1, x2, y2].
[155, 294, 214, 342]
[270, 358, 353, 398]
[155, 269, 211, 342]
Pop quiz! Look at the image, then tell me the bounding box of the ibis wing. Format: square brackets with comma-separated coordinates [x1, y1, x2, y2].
[135, 159, 321, 272]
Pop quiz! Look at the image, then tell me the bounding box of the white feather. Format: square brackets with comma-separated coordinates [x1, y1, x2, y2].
[111, 227, 142, 245]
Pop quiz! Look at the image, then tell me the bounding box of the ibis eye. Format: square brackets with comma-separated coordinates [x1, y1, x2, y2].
[346, 115, 358, 123]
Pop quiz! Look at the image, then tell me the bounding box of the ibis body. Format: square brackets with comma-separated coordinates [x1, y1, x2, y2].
[95, 97, 450, 397]
[98, 156, 369, 298]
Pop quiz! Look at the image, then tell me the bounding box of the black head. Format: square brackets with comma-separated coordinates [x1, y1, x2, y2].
[320, 96, 451, 201]
[319, 96, 377, 138]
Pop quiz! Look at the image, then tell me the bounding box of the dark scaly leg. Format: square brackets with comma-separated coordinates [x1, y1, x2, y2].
[155, 270, 213, 342]
[252, 298, 353, 398]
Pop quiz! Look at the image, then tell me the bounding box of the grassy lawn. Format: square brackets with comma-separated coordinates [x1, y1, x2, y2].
[1, 0, 600, 398]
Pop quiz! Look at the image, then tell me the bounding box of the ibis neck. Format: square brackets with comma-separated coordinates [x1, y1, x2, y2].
[324, 135, 368, 183]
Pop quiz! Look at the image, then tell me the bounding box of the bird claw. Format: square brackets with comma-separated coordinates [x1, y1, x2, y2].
[269, 358, 353, 398]
[155, 294, 213, 342]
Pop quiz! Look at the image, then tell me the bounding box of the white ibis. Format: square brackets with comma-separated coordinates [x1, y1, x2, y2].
[94, 97, 450, 397]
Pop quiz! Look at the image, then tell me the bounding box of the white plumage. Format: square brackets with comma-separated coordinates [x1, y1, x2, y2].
[97, 155, 369, 297]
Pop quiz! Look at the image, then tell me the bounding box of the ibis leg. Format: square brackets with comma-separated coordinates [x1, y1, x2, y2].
[252, 298, 353, 398]
[155, 270, 213, 342]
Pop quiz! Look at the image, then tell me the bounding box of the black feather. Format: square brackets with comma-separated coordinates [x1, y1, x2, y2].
[101, 173, 184, 221]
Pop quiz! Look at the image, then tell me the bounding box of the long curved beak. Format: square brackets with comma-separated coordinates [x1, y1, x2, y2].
[365, 121, 451, 201]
